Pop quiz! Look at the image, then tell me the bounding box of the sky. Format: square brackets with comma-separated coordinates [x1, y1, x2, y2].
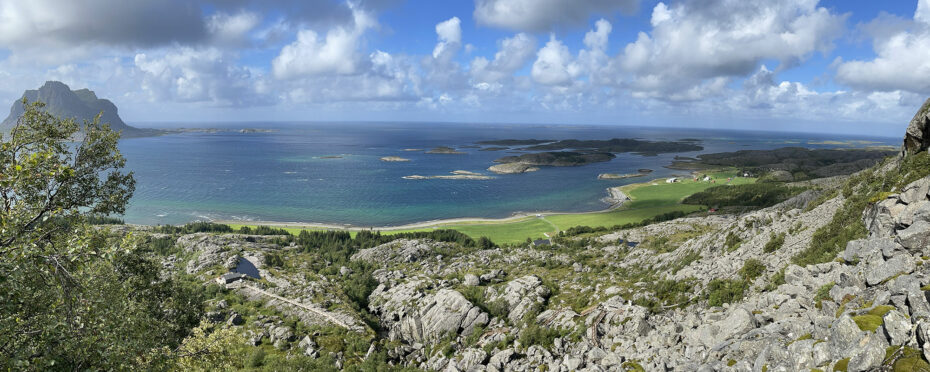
[0, 0, 929, 136]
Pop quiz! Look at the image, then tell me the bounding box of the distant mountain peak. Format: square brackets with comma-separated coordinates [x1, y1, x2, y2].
[1, 81, 142, 136]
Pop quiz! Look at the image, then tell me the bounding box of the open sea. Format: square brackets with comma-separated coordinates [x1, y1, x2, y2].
[118, 122, 898, 226]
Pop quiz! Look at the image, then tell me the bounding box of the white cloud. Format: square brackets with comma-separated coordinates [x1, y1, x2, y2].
[470, 32, 536, 84]
[473, 0, 638, 32]
[531, 35, 581, 86]
[835, 2, 930, 94]
[134, 47, 272, 106]
[917, 0, 930, 24]
[207, 11, 261, 46]
[433, 17, 462, 61]
[271, 4, 376, 79]
[618, 0, 846, 100]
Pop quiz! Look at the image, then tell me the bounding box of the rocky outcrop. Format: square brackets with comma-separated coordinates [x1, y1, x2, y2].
[351, 239, 443, 264]
[864, 177, 930, 252]
[369, 278, 488, 344]
[487, 163, 540, 174]
[904, 97, 930, 156]
[486, 275, 550, 324]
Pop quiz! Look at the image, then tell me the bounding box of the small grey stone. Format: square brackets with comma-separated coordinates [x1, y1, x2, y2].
[463, 273, 480, 287]
[226, 312, 243, 326]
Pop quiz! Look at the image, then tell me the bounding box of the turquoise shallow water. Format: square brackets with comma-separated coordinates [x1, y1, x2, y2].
[118, 122, 897, 226]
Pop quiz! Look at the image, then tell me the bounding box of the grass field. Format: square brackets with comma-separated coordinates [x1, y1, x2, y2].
[230, 170, 755, 244]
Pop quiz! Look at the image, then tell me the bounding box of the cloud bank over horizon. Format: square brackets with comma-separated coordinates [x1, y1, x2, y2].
[0, 0, 928, 135]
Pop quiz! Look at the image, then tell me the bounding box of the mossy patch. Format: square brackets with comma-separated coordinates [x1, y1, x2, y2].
[834, 357, 850, 371]
[884, 346, 930, 371]
[621, 361, 645, 372]
[853, 314, 883, 332]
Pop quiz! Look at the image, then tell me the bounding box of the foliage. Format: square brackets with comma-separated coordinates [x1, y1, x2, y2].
[635, 278, 697, 312]
[739, 259, 766, 281]
[237, 225, 291, 235]
[0, 101, 212, 370]
[86, 214, 125, 225]
[814, 282, 836, 308]
[682, 183, 806, 208]
[706, 279, 749, 307]
[172, 322, 246, 371]
[763, 233, 786, 253]
[155, 221, 234, 234]
[724, 231, 743, 252]
[559, 210, 690, 238]
[518, 322, 565, 349]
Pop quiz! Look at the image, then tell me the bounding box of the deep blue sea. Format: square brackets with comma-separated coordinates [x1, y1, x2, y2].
[118, 122, 898, 226]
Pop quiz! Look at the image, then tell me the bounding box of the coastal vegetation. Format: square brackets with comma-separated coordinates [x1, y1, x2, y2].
[669, 147, 895, 181]
[682, 183, 806, 208]
[493, 151, 616, 167]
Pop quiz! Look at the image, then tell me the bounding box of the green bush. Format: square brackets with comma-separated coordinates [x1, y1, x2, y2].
[706, 279, 749, 307]
[763, 233, 785, 253]
[724, 231, 743, 252]
[739, 259, 766, 280]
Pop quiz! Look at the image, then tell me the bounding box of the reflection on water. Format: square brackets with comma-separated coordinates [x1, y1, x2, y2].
[236, 257, 260, 279]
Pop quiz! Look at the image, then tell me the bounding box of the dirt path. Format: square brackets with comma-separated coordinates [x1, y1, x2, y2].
[239, 283, 363, 331]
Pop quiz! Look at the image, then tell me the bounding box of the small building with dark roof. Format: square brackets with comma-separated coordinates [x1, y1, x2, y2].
[533, 239, 551, 246]
[216, 272, 247, 285]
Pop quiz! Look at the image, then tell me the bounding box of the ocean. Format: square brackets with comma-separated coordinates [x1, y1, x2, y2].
[118, 122, 898, 226]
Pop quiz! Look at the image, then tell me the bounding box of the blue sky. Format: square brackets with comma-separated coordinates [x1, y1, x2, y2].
[0, 0, 929, 136]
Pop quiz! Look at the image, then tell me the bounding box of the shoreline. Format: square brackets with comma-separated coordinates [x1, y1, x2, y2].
[212, 173, 700, 232]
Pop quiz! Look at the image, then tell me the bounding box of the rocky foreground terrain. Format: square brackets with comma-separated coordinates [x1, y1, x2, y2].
[138, 99, 930, 371]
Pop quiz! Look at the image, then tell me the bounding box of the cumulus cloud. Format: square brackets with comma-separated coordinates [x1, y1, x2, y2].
[432, 17, 462, 62]
[531, 35, 581, 86]
[618, 0, 847, 100]
[271, 4, 376, 79]
[207, 11, 262, 47]
[134, 47, 272, 106]
[474, 0, 638, 32]
[835, 1, 930, 94]
[470, 33, 536, 85]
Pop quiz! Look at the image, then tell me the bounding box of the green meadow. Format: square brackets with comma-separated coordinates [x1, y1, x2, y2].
[232, 170, 755, 244]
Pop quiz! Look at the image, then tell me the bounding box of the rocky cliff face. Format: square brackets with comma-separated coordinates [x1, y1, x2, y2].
[1, 81, 144, 137]
[905, 98, 930, 156]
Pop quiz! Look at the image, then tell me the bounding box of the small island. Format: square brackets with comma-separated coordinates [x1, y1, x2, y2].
[598, 169, 654, 179]
[476, 139, 553, 146]
[380, 156, 411, 162]
[403, 170, 493, 180]
[426, 146, 466, 154]
[495, 138, 704, 155]
[402, 148, 423, 152]
[319, 155, 343, 159]
[494, 151, 616, 167]
[488, 163, 541, 174]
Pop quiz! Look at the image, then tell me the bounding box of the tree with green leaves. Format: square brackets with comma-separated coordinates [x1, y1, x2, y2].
[0, 100, 201, 370]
